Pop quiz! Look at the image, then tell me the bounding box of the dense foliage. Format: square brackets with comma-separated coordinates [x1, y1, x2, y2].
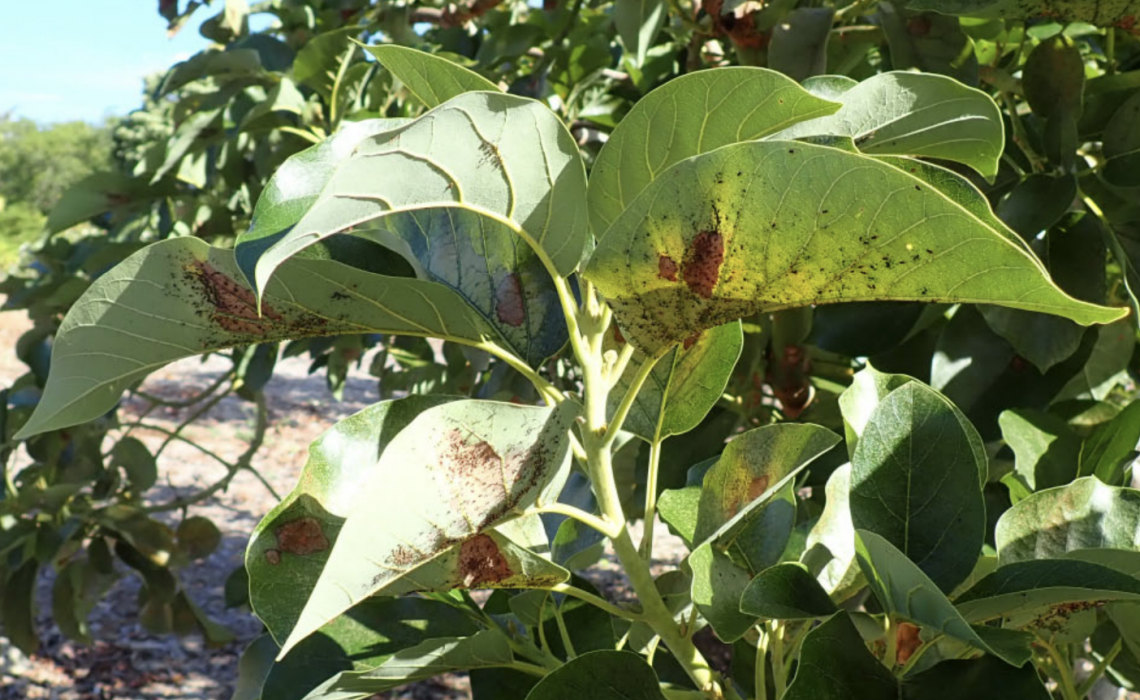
[0, 116, 113, 262]
[7, 0, 1140, 698]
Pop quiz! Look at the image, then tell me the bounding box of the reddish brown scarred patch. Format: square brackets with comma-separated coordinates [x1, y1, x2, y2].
[747, 475, 769, 502]
[658, 254, 679, 282]
[683, 332, 702, 350]
[390, 544, 419, 568]
[495, 273, 526, 327]
[458, 534, 512, 586]
[682, 231, 724, 299]
[264, 549, 281, 565]
[187, 261, 282, 335]
[613, 325, 626, 345]
[1120, 15, 1138, 33]
[274, 517, 330, 556]
[444, 430, 502, 481]
[896, 623, 923, 665]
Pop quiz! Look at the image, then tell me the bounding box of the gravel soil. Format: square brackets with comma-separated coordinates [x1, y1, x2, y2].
[0, 307, 688, 700]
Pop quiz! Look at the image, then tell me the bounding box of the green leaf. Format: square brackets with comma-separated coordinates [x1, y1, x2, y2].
[261, 598, 481, 700]
[838, 364, 915, 456]
[804, 464, 863, 600]
[689, 542, 756, 642]
[693, 423, 840, 545]
[855, 530, 1032, 666]
[1104, 91, 1140, 188]
[15, 239, 496, 439]
[902, 655, 1051, 700]
[584, 141, 1124, 354]
[300, 630, 515, 700]
[1, 559, 39, 654]
[996, 477, 1140, 566]
[377, 208, 569, 367]
[110, 436, 158, 491]
[587, 67, 840, 237]
[782, 611, 897, 700]
[1056, 319, 1134, 401]
[293, 27, 360, 101]
[1078, 399, 1140, 484]
[51, 560, 114, 644]
[360, 44, 500, 108]
[237, 91, 589, 299]
[278, 400, 575, 657]
[878, 7, 979, 86]
[774, 72, 1004, 179]
[614, 0, 667, 68]
[609, 321, 742, 442]
[525, 650, 667, 699]
[999, 409, 1080, 492]
[177, 516, 222, 560]
[739, 562, 838, 619]
[787, 612, 1051, 700]
[954, 559, 1140, 629]
[851, 381, 986, 593]
[909, 0, 1140, 25]
[1023, 34, 1085, 118]
[159, 48, 265, 95]
[237, 119, 410, 251]
[768, 8, 835, 83]
[233, 635, 277, 700]
[46, 172, 174, 234]
[247, 395, 451, 641]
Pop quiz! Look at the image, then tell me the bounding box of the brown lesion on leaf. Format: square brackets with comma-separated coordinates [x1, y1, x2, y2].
[185, 261, 283, 335]
[495, 273, 526, 327]
[895, 622, 922, 665]
[659, 254, 679, 282]
[682, 231, 725, 299]
[683, 331, 703, 350]
[274, 517, 330, 556]
[264, 549, 281, 565]
[458, 534, 513, 587]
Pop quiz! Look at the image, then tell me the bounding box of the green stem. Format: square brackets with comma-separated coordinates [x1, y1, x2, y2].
[1077, 638, 1122, 698]
[883, 616, 898, 672]
[1041, 640, 1081, 700]
[756, 628, 769, 700]
[548, 582, 641, 621]
[639, 439, 664, 559]
[770, 621, 786, 696]
[509, 660, 551, 677]
[1107, 27, 1118, 75]
[603, 353, 664, 449]
[476, 339, 563, 405]
[536, 503, 618, 538]
[553, 598, 578, 659]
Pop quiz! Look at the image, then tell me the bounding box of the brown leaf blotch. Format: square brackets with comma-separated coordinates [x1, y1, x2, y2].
[683, 332, 702, 350]
[187, 261, 282, 335]
[896, 622, 923, 665]
[495, 273, 526, 327]
[264, 549, 281, 565]
[682, 231, 724, 299]
[459, 534, 512, 587]
[658, 254, 679, 282]
[274, 517, 330, 556]
[747, 475, 770, 502]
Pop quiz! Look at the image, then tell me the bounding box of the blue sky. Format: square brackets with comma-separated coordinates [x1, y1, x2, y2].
[1, 2, 257, 124]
